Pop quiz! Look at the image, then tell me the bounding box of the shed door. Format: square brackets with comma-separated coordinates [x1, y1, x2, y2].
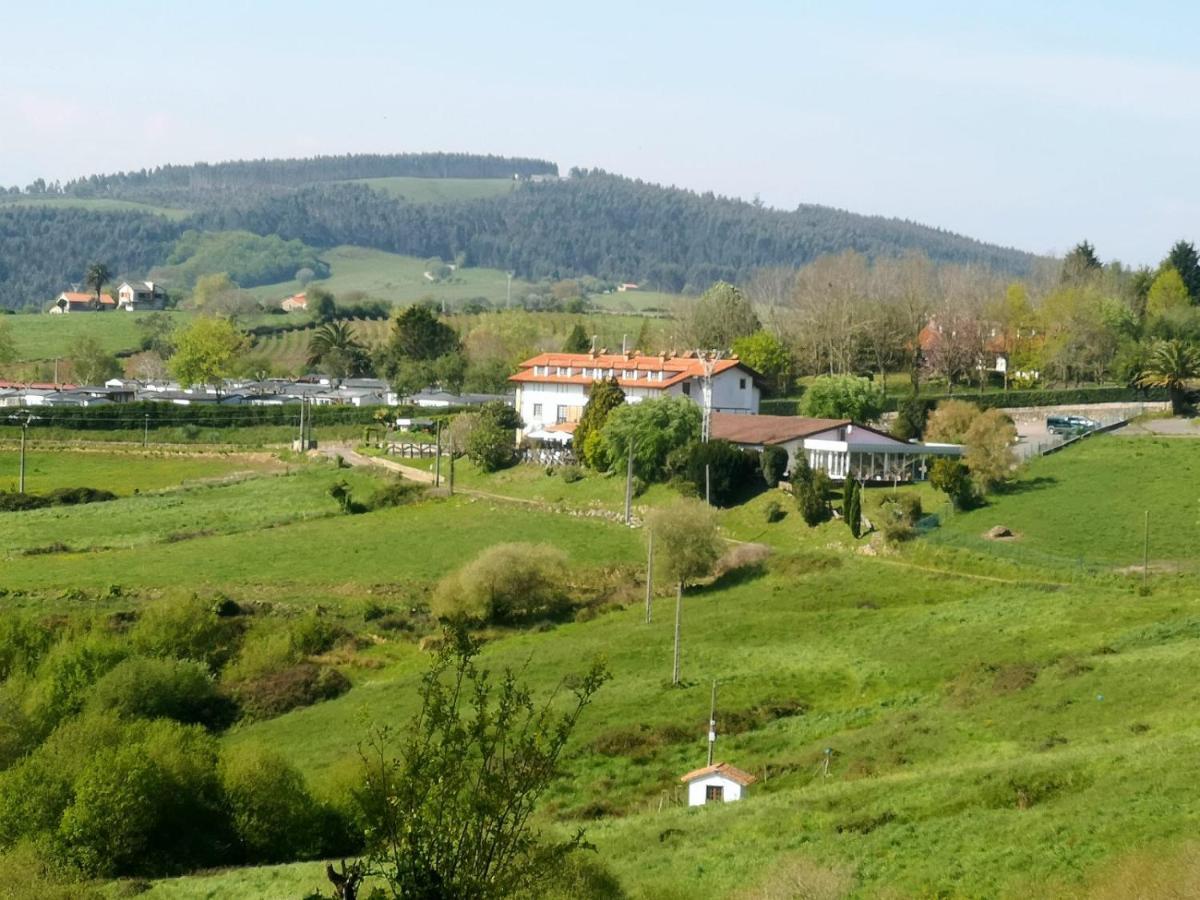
[705, 784, 724, 803]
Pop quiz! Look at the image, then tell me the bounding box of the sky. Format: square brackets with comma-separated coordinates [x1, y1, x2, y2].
[1, 0, 1197, 265]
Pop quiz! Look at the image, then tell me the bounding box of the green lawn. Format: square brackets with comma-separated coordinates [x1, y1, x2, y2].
[0, 446, 276, 496]
[342, 175, 516, 204]
[1, 309, 196, 363]
[242, 246, 533, 308]
[0, 195, 191, 220]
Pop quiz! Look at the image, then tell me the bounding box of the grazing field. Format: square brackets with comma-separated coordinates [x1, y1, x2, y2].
[0, 195, 191, 220]
[0, 309, 194, 363]
[342, 175, 516, 204]
[5, 433, 1200, 898]
[242, 245, 532, 307]
[0, 446, 277, 495]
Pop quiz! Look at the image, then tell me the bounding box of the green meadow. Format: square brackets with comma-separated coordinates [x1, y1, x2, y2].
[0, 434, 1198, 897]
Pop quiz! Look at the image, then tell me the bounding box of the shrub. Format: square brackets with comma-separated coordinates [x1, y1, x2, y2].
[86, 657, 231, 729]
[465, 401, 522, 472]
[26, 635, 130, 731]
[764, 499, 786, 523]
[0, 487, 117, 512]
[559, 464, 584, 483]
[0, 615, 55, 681]
[367, 478, 425, 509]
[679, 440, 760, 506]
[231, 663, 351, 720]
[289, 612, 345, 657]
[130, 594, 239, 671]
[222, 623, 297, 683]
[843, 479, 863, 538]
[930, 458, 977, 509]
[795, 470, 832, 527]
[891, 396, 931, 440]
[878, 493, 922, 544]
[432, 543, 570, 624]
[964, 408, 1018, 492]
[760, 446, 789, 487]
[219, 745, 327, 863]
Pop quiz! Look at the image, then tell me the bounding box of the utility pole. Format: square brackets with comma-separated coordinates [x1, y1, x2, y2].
[671, 580, 683, 685]
[1143, 509, 1150, 590]
[696, 350, 720, 443]
[707, 680, 718, 766]
[705, 464, 711, 505]
[11, 412, 38, 494]
[297, 397, 306, 451]
[143, 414, 149, 449]
[624, 436, 635, 525]
[644, 530, 654, 624]
[434, 420, 442, 488]
[448, 441, 455, 496]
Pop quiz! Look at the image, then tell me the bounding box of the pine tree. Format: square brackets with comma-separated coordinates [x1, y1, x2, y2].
[1166, 240, 1200, 302]
[562, 323, 591, 353]
[844, 478, 862, 538]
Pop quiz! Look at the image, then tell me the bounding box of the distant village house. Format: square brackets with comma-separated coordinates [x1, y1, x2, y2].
[680, 762, 756, 806]
[49, 291, 116, 314]
[280, 292, 308, 312]
[117, 281, 167, 311]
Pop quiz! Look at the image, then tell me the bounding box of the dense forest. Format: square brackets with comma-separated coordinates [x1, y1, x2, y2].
[0, 153, 1037, 309]
[8, 152, 557, 206]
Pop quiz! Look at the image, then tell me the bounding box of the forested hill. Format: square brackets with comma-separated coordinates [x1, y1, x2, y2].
[0, 153, 1036, 307]
[19, 152, 557, 206]
[196, 171, 1036, 290]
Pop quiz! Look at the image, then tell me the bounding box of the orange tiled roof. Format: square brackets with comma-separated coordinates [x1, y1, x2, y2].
[679, 762, 757, 786]
[59, 291, 116, 305]
[509, 352, 751, 391]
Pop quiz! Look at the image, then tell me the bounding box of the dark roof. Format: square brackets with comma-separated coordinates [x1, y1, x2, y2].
[711, 412, 847, 445]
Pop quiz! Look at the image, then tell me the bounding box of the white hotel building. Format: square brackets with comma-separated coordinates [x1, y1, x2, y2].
[509, 351, 761, 442]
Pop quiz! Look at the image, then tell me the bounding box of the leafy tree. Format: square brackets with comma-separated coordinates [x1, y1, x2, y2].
[645, 499, 721, 684]
[930, 457, 975, 509]
[1061, 240, 1101, 283]
[1137, 339, 1200, 415]
[574, 376, 625, 468]
[732, 330, 792, 394]
[598, 396, 701, 481]
[963, 409, 1018, 492]
[307, 321, 370, 378]
[891, 396, 930, 441]
[85, 261, 111, 306]
[219, 744, 327, 863]
[676, 281, 761, 350]
[679, 439, 759, 506]
[465, 401, 523, 472]
[355, 628, 608, 898]
[1146, 267, 1191, 319]
[169, 317, 247, 392]
[799, 375, 884, 422]
[562, 323, 591, 353]
[190, 272, 240, 309]
[137, 312, 176, 357]
[308, 286, 337, 323]
[924, 399, 982, 444]
[68, 335, 121, 385]
[1166, 240, 1200, 301]
[381, 304, 460, 363]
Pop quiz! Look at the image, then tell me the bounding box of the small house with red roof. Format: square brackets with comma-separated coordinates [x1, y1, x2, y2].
[49, 291, 116, 314]
[509, 350, 761, 441]
[680, 762, 757, 806]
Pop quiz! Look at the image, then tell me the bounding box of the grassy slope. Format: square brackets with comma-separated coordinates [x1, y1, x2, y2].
[1, 309, 195, 362]
[0, 446, 275, 496]
[0, 196, 191, 220]
[33, 434, 1197, 897]
[241, 246, 532, 307]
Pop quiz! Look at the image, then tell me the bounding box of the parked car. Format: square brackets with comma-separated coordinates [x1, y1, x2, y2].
[1047, 415, 1099, 435]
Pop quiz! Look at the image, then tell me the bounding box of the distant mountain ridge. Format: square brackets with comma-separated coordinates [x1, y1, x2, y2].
[0, 152, 1035, 309]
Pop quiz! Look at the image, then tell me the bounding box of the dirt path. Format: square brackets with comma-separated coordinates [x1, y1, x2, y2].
[317, 444, 436, 483]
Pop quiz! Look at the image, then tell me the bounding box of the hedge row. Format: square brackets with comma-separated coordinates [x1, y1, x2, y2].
[761, 386, 1169, 417]
[11, 401, 466, 431]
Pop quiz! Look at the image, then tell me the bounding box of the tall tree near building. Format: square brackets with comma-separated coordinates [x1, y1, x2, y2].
[85, 262, 111, 306]
[561, 323, 591, 353]
[169, 317, 246, 392]
[1061, 241, 1101, 283]
[1137, 339, 1200, 415]
[675, 281, 760, 351]
[731, 330, 792, 395]
[963, 409, 1018, 492]
[1166, 241, 1200, 302]
[574, 376, 626, 469]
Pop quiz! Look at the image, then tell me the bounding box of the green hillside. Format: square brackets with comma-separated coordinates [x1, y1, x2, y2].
[0, 433, 1195, 897]
[0, 195, 190, 220]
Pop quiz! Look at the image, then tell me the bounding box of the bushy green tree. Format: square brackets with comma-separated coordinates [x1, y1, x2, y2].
[86, 657, 229, 728]
[799, 375, 884, 422]
[760, 445, 788, 488]
[924, 399, 982, 444]
[678, 439, 759, 506]
[732, 330, 791, 394]
[574, 376, 625, 468]
[465, 401, 522, 472]
[598, 396, 700, 481]
[1147, 267, 1191, 319]
[130, 593, 239, 671]
[219, 744, 327, 863]
[307, 321, 370, 378]
[1166, 240, 1200, 301]
[843, 478, 862, 538]
[562, 323, 591, 353]
[930, 458, 976, 509]
[891, 396, 930, 440]
[68, 335, 121, 385]
[791, 454, 831, 526]
[676, 281, 761, 350]
[169, 317, 246, 391]
[355, 628, 608, 898]
[432, 543, 569, 623]
[963, 409, 1018, 492]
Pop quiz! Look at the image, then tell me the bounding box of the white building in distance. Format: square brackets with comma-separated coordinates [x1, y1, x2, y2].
[680, 762, 757, 806]
[509, 350, 761, 442]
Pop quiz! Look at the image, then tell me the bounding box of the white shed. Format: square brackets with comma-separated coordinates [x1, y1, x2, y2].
[680, 762, 757, 807]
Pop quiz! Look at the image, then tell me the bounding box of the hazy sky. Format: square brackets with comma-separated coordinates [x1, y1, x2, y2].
[2, 1, 1196, 265]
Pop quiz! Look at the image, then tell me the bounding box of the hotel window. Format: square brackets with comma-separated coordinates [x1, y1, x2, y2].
[556, 405, 568, 424]
[532, 403, 543, 418]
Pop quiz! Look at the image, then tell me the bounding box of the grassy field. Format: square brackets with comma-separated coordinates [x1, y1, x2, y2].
[242, 246, 533, 307]
[0, 309, 195, 363]
[0, 445, 277, 495]
[3, 433, 1199, 897]
[342, 175, 516, 204]
[0, 195, 191, 220]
